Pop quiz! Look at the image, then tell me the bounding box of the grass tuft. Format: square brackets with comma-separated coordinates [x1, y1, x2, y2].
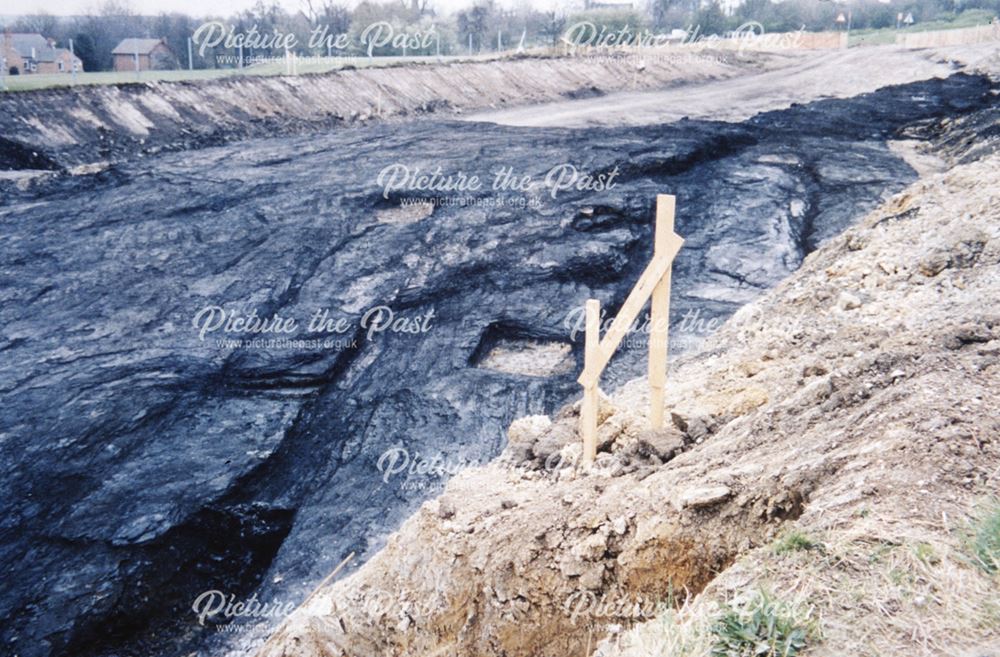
[709, 591, 812, 657]
[913, 542, 940, 566]
[772, 531, 821, 555]
[969, 500, 1000, 574]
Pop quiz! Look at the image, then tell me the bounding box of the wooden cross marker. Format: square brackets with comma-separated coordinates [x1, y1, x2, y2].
[578, 194, 684, 467]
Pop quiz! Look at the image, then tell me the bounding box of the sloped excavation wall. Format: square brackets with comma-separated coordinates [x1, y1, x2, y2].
[254, 405, 809, 657]
[0, 53, 756, 170]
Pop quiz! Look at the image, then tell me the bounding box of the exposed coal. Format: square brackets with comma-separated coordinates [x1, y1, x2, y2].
[0, 72, 995, 657]
[0, 137, 61, 171]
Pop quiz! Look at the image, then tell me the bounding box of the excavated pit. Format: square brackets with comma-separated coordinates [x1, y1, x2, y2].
[252, 406, 812, 657]
[0, 72, 997, 657]
[252, 104, 1000, 657]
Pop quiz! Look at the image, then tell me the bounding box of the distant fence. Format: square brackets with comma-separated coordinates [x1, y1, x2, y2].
[666, 30, 846, 51]
[895, 24, 1000, 47]
[557, 30, 848, 58]
[729, 31, 847, 50]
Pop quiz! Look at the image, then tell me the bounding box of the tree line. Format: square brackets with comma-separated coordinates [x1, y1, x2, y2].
[3, 0, 997, 72]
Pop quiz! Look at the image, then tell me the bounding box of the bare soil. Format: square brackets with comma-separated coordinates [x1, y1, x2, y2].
[467, 43, 1000, 127]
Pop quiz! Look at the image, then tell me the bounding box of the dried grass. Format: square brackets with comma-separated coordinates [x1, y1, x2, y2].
[604, 510, 1000, 657]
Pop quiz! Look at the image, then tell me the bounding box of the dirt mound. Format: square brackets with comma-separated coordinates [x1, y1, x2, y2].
[252, 140, 1000, 656]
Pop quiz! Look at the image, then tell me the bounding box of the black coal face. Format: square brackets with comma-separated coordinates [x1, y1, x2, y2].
[0, 73, 995, 657]
[56, 504, 295, 657]
[0, 136, 61, 171]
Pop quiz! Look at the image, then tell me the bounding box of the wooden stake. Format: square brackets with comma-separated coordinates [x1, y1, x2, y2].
[648, 194, 675, 429]
[581, 298, 600, 467]
[577, 254, 674, 388]
[578, 194, 684, 463]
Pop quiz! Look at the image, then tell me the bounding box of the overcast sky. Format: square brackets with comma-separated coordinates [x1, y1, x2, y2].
[13, 0, 565, 18]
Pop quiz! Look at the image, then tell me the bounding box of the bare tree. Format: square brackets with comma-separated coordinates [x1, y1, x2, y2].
[538, 11, 566, 46]
[12, 13, 59, 36]
[75, 0, 142, 70]
[318, 0, 352, 32]
[301, 0, 318, 24]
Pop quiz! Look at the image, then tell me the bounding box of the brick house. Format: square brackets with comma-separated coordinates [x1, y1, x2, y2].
[1, 32, 83, 75]
[112, 38, 177, 72]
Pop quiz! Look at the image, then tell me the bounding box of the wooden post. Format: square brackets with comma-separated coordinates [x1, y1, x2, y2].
[581, 299, 600, 467]
[578, 256, 673, 386]
[578, 195, 684, 464]
[648, 194, 675, 429]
